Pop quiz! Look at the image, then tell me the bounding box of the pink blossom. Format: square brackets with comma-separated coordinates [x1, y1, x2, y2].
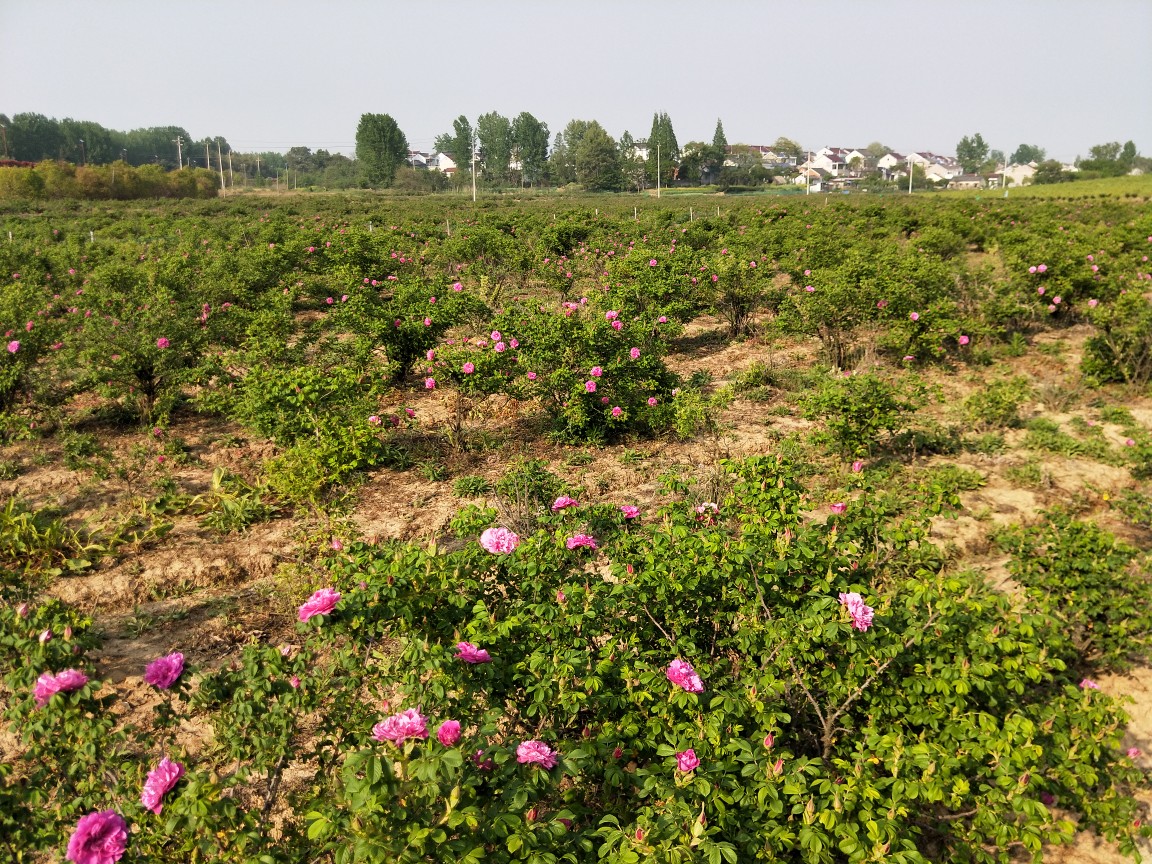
[372, 708, 429, 746]
[452, 281, 463, 291]
[805, 285, 815, 293]
[1088, 298, 1099, 307]
[144, 652, 184, 689]
[611, 320, 623, 330]
[605, 310, 618, 320]
[666, 659, 704, 693]
[1029, 266, 1037, 274]
[155, 337, 169, 349]
[425, 377, 436, 390]
[658, 315, 667, 323]
[1037, 264, 1047, 273]
[527, 371, 537, 380]
[437, 720, 462, 746]
[368, 414, 382, 426]
[297, 588, 341, 622]
[649, 259, 658, 266]
[620, 505, 640, 519]
[516, 739, 558, 769]
[39, 628, 52, 643]
[66, 810, 128, 864]
[830, 502, 847, 514]
[141, 757, 184, 814]
[290, 676, 300, 688]
[494, 341, 505, 352]
[763, 733, 775, 749]
[16, 602, 29, 618]
[590, 365, 603, 377]
[675, 748, 700, 772]
[1126, 438, 1136, 447]
[647, 397, 657, 407]
[479, 526, 519, 554]
[1128, 747, 1142, 758]
[34, 668, 89, 707]
[552, 496, 579, 511]
[851, 461, 864, 473]
[566, 534, 598, 550]
[1080, 678, 1100, 690]
[423, 317, 432, 327]
[462, 362, 475, 374]
[611, 406, 623, 418]
[585, 380, 597, 393]
[326, 297, 334, 305]
[426, 349, 436, 361]
[455, 641, 492, 664]
[629, 347, 640, 360]
[909, 312, 919, 322]
[838, 592, 875, 631]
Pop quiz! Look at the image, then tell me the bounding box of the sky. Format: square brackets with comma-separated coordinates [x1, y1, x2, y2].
[2, 0, 1150, 164]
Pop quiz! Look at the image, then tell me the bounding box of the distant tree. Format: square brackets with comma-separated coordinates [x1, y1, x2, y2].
[864, 141, 892, 159]
[550, 119, 590, 184]
[1010, 143, 1046, 165]
[285, 146, 315, 172]
[704, 118, 728, 182]
[955, 133, 989, 174]
[618, 130, 647, 191]
[1079, 140, 1139, 177]
[434, 116, 474, 173]
[772, 136, 804, 160]
[476, 111, 513, 182]
[6, 113, 64, 162]
[356, 113, 408, 187]
[647, 112, 679, 185]
[575, 121, 620, 191]
[1033, 159, 1073, 184]
[511, 112, 549, 186]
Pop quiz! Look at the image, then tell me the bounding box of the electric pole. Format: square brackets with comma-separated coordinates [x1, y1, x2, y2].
[173, 136, 183, 169]
[657, 143, 661, 198]
[206, 143, 211, 171]
[217, 141, 225, 196]
[471, 138, 477, 202]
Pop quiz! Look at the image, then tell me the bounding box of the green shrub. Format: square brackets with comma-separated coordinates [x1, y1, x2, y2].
[963, 376, 1032, 429]
[801, 371, 928, 456]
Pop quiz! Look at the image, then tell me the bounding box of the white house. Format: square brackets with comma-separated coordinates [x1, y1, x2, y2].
[407, 151, 429, 169]
[428, 152, 457, 175]
[876, 153, 906, 171]
[1003, 163, 1036, 186]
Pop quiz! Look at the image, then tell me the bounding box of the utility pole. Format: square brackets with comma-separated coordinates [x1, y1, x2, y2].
[78, 139, 86, 167]
[227, 150, 233, 186]
[217, 141, 225, 196]
[908, 156, 914, 194]
[0, 125, 8, 159]
[173, 136, 183, 169]
[806, 151, 811, 195]
[657, 143, 661, 198]
[206, 143, 211, 171]
[471, 139, 477, 202]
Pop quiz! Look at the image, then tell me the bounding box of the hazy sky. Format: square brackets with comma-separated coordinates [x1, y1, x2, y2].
[3, 0, 1149, 163]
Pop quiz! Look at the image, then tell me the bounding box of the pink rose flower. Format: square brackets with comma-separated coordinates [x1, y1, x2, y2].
[6, 340, 18, 353]
[909, 312, 919, 322]
[1080, 678, 1100, 690]
[437, 720, 462, 746]
[612, 320, 623, 330]
[551, 496, 579, 511]
[666, 659, 704, 693]
[1128, 747, 1142, 758]
[34, 668, 89, 707]
[372, 708, 429, 746]
[620, 505, 640, 519]
[590, 366, 603, 377]
[297, 588, 341, 622]
[851, 461, 864, 473]
[516, 739, 558, 769]
[611, 406, 622, 418]
[425, 377, 436, 390]
[479, 526, 519, 554]
[675, 748, 700, 772]
[144, 652, 184, 689]
[585, 380, 597, 393]
[155, 337, 169, 349]
[141, 757, 185, 814]
[629, 347, 640, 360]
[566, 534, 598, 550]
[527, 371, 537, 380]
[838, 592, 875, 631]
[958, 335, 970, 346]
[462, 362, 475, 374]
[455, 641, 492, 664]
[830, 502, 847, 514]
[66, 810, 128, 864]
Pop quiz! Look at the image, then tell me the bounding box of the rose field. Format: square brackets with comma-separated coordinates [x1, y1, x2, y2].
[3, 188, 1152, 863]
